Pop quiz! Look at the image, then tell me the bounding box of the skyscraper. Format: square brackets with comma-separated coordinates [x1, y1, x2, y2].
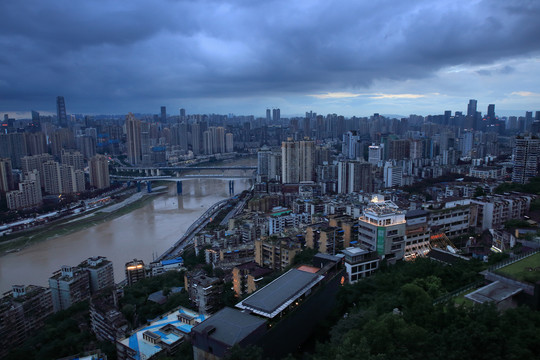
[125, 113, 142, 165]
[56, 96, 68, 128]
[272, 108, 280, 122]
[266, 109, 271, 123]
[281, 138, 314, 183]
[160, 106, 167, 123]
[512, 136, 540, 184]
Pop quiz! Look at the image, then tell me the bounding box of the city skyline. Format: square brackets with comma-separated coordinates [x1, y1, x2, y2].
[1, 1, 540, 117]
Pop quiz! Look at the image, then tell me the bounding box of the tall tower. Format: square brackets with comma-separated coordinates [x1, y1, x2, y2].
[125, 113, 142, 165]
[272, 108, 280, 122]
[467, 99, 477, 117]
[56, 96, 68, 128]
[160, 106, 167, 123]
[266, 109, 271, 123]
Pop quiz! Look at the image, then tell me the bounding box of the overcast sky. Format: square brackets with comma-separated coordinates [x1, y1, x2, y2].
[1, 0, 540, 119]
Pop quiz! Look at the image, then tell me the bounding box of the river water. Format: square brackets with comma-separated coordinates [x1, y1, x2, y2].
[0, 162, 254, 293]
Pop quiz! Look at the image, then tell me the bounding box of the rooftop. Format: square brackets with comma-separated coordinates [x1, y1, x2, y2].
[465, 281, 523, 304]
[118, 307, 206, 360]
[236, 268, 324, 318]
[192, 307, 266, 347]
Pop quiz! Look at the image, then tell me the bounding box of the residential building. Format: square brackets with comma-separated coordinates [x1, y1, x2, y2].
[306, 223, 344, 255]
[6, 178, 42, 209]
[89, 154, 110, 189]
[341, 247, 379, 283]
[281, 138, 314, 183]
[90, 290, 128, 342]
[48, 265, 91, 312]
[267, 207, 310, 235]
[0, 158, 13, 192]
[125, 113, 142, 165]
[79, 256, 115, 294]
[357, 197, 407, 262]
[337, 160, 373, 193]
[125, 259, 146, 286]
[512, 136, 540, 184]
[231, 261, 272, 297]
[184, 271, 223, 315]
[0, 285, 53, 358]
[328, 214, 359, 248]
[61, 149, 84, 170]
[254, 236, 302, 271]
[471, 194, 533, 230]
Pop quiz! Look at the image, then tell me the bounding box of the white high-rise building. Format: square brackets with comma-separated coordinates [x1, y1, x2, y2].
[384, 160, 402, 188]
[368, 145, 383, 166]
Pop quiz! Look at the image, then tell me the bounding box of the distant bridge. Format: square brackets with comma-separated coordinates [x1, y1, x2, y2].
[110, 174, 255, 181]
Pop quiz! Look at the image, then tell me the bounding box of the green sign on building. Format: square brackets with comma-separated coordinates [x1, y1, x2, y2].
[377, 227, 385, 255]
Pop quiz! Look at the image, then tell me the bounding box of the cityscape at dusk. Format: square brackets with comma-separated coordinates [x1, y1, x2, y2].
[1, 1, 540, 360]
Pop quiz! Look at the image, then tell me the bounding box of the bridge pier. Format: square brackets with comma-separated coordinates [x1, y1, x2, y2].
[156, 169, 161, 176]
[147, 181, 152, 193]
[229, 180, 234, 196]
[145, 169, 150, 176]
[177, 181, 183, 195]
[136, 181, 141, 192]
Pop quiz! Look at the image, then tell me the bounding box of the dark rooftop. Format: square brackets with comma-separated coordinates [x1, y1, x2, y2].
[237, 269, 323, 317]
[192, 307, 266, 347]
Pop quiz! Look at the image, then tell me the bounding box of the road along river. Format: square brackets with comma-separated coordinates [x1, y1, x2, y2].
[0, 175, 252, 293]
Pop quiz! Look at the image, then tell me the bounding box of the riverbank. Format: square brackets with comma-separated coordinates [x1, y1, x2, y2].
[0, 189, 166, 255]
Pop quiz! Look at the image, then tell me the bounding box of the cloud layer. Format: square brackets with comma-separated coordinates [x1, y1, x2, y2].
[1, 0, 540, 116]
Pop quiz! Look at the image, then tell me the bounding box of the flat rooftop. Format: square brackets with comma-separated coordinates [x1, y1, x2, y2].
[465, 281, 523, 304]
[118, 307, 206, 360]
[236, 268, 324, 318]
[192, 307, 266, 347]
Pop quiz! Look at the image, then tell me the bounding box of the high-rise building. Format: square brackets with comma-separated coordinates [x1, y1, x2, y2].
[42, 160, 62, 194]
[50, 128, 75, 156]
[6, 178, 42, 209]
[337, 160, 373, 194]
[79, 256, 115, 294]
[21, 153, 53, 187]
[125, 113, 142, 165]
[281, 138, 314, 184]
[89, 155, 110, 189]
[0, 158, 13, 192]
[368, 144, 383, 166]
[384, 160, 403, 188]
[272, 108, 280, 122]
[160, 106, 166, 123]
[125, 259, 146, 286]
[467, 99, 477, 117]
[61, 149, 84, 170]
[31, 110, 41, 130]
[225, 133, 234, 153]
[0, 133, 26, 169]
[191, 122, 201, 155]
[266, 109, 271, 123]
[512, 136, 540, 184]
[0, 285, 53, 358]
[25, 132, 47, 155]
[56, 96, 68, 127]
[49, 265, 91, 312]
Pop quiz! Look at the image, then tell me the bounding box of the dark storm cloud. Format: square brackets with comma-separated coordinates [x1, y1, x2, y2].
[1, 0, 540, 113]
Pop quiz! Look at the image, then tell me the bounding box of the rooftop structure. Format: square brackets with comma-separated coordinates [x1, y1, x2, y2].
[465, 281, 523, 310]
[236, 268, 324, 318]
[117, 307, 206, 360]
